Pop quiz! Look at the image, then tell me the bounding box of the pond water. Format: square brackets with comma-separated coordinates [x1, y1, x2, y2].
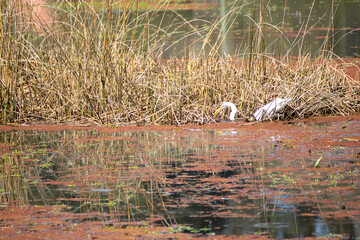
[121, 0, 360, 58]
[1, 118, 359, 238]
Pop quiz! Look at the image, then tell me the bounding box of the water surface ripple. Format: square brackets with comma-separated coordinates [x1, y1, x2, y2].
[1, 119, 359, 238]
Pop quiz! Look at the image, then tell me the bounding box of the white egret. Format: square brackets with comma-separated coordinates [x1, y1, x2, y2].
[253, 98, 292, 121]
[214, 102, 238, 121]
[214, 98, 292, 122]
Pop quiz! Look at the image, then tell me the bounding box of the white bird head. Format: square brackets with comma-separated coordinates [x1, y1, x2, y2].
[214, 102, 238, 121]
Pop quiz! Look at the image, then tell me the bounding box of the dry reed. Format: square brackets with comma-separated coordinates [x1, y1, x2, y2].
[0, 0, 359, 125]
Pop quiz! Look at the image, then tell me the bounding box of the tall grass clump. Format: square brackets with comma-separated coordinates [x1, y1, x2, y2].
[0, 0, 359, 125]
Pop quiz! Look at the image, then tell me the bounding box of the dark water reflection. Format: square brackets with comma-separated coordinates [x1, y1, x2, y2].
[1, 119, 359, 238]
[119, 0, 360, 58]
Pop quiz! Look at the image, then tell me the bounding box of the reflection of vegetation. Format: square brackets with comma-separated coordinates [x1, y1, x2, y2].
[0, 129, 231, 223]
[1, 0, 359, 124]
[0, 153, 29, 204]
[1, 124, 359, 237]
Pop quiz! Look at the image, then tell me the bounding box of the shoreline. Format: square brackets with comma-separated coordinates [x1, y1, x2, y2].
[1, 113, 360, 132]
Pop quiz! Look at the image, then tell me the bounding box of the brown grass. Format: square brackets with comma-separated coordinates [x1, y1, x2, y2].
[0, 0, 359, 125]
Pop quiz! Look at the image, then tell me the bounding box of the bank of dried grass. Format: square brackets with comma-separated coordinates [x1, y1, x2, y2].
[1, 0, 359, 125]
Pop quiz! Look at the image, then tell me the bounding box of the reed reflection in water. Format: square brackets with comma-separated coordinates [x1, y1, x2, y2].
[1, 121, 359, 238]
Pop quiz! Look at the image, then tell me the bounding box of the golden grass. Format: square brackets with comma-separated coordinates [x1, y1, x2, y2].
[0, 0, 359, 125]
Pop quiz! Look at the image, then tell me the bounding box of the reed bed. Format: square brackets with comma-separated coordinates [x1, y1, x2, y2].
[0, 0, 359, 125]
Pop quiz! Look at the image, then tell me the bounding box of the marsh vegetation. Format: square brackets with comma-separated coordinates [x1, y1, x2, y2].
[0, 0, 359, 125]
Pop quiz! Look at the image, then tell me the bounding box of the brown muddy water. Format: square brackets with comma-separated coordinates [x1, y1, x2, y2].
[1, 115, 360, 239]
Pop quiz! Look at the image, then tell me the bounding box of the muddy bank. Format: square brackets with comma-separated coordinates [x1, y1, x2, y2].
[1, 113, 360, 132]
[20, 0, 53, 32]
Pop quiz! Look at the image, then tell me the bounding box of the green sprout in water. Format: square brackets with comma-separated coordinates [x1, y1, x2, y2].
[314, 155, 323, 168]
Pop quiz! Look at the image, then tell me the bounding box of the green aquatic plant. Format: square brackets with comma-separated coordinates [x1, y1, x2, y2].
[314, 155, 323, 168]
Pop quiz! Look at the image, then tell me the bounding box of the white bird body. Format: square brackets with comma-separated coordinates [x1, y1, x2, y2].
[253, 98, 292, 121]
[214, 102, 238, 121]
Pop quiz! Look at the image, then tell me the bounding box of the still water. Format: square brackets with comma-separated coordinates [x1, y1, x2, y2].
[120, 0, 360, 58]
[1, 119, 359, 238]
